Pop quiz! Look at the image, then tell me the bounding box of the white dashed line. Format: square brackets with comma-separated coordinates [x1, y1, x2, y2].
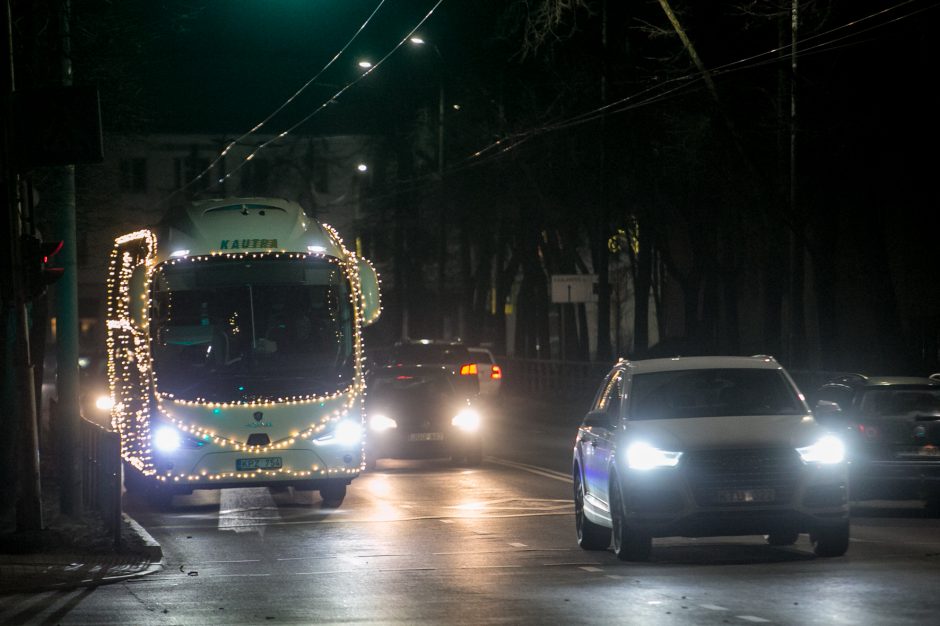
[580, 566, 603, 572]
[737, 616, 771, 623]
[440, 519, 454, 524]
[606, 575, 625, 580]
[701, 604, 729, 611]
[509, 542, 527, 548]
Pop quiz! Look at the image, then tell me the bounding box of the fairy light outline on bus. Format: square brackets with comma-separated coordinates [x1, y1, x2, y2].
[105, 201, 382, 485]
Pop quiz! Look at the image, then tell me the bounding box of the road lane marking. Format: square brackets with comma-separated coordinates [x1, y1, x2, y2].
[580, 566, 603, 572]
[606, 575, 624, 579]
[202, 559, 261, 564]
[206, 573, 271, 578]
[701, 604, 729, 611]
[219, 488, 280, 536]
[737, 616, 771, 623]
[146, 510, 572, 531]
[486, 458, 573, 483]
[509, 542, 527, 548]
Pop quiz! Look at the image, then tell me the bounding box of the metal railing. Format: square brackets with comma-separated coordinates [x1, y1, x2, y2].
[80, 417, 122, 550]
[500, 356, 849, 405]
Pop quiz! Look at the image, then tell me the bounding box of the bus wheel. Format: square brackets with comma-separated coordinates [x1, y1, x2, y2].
[320, 481, 346, 508]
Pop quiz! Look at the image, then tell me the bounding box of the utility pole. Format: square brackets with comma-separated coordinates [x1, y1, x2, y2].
[52, 0, 82, 515]
[788, 0, 806, 368]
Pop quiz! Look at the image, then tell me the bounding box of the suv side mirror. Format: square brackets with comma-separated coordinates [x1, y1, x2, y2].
[814, 399, 843, 418]
[583, 410, 614, 430]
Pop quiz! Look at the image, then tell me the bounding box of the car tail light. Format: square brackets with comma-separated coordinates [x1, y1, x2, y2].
[490, 365, 502, 380]
[460, 363, 478, 376]
[858, 424, 880, 439]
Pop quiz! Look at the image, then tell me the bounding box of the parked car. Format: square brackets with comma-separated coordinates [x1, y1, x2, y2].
[365, 364, 483, 468]
[811, 373, 940, 515]
[573, 356, 850, 561]
[468, 347, 503, 397]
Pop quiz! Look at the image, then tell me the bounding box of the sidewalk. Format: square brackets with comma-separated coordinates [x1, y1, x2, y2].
[0, 513, 163, 594]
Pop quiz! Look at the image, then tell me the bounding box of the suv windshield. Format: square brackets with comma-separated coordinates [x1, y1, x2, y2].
[150, 256, 355, 402]
[630, 368, 804, 420]
[858, 387, 940, 417]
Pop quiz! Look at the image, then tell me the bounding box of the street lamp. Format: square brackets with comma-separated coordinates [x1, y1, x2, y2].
[357, 60, 373, 69]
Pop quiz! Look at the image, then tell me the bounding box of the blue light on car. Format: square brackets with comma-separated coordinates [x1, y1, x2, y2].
[625, 442, 682, 470]
[797, 435, 846, 464]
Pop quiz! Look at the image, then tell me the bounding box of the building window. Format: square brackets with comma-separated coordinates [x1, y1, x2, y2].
[119, 158, 147, 192]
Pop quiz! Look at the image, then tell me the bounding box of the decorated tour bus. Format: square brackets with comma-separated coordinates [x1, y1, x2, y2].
[106, 197, 381, 507]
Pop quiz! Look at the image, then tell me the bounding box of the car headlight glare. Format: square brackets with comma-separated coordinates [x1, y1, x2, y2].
[315, 419, 364, 446]
[797, 434, 845, 464]
[369, 414, 397, 432]
[153, 426, 181, 453]
[452, 409, 481, 432]
[625, 442, 682, 470]
[94, 394, 114, 411]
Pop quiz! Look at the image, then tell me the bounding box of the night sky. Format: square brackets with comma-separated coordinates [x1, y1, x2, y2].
[18, 0, 940, 372]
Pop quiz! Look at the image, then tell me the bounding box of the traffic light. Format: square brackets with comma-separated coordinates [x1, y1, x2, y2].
[21, 235, 64, 299]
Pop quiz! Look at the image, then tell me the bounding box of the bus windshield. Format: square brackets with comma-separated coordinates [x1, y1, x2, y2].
[150, 256, 355, 402]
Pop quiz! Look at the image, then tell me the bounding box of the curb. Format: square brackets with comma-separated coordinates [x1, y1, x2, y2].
[123, 512, 164, 564]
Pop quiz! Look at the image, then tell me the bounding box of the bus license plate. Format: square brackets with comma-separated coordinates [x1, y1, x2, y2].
[236, 457, 283, 471]
[409, 432, 444, 442]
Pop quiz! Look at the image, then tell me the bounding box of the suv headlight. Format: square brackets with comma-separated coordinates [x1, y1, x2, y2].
[797, 435, 845, 464]
[625, 442, 682, 470]
[369, 414, 397, 432]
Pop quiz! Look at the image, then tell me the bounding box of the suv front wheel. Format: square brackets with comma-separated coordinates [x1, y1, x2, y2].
[609, 474, 652, 561]
[574, 470, 610, 550]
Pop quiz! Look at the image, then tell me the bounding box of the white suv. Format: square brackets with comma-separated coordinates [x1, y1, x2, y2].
[573, 356, 850, 561]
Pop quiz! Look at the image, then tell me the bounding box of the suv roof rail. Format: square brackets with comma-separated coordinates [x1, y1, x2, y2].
[750, 354, 776, 361]
[829, 372, 868, 385]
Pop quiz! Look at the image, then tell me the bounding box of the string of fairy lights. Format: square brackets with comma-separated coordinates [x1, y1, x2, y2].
[105, 211, 382, 483]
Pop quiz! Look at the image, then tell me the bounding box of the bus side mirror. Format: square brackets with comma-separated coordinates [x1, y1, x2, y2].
[358, 258, 381, 326]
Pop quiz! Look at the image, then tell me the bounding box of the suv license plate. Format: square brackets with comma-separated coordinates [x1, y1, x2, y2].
[409, 432, 444, 442]
[715, 488, 775, 504]
[236, 457, 283, 471]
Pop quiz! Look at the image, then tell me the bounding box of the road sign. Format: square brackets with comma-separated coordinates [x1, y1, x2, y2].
[551, 274, 597, 303]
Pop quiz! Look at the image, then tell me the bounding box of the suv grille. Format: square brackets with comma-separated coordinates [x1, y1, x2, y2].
[682, 448, 803, 507]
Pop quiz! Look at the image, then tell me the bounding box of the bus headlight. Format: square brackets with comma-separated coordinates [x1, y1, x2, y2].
[625, 442, 682, 470]
[94, 394, 114, 412]
[797, 435, 845, 464]
[369, 414, 397, 432]
[452, 409, 481, 433]
[315, 419, 363, 446]
[153, 427, 181, 453]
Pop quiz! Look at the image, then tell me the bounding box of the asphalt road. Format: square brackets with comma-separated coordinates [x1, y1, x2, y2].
[2, 395, 940, 625]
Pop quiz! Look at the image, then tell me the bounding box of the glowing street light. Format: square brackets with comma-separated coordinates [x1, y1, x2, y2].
[357, 60, 373, 69]
[356, 163, 368, 172]
[409, 36, 425, 45]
